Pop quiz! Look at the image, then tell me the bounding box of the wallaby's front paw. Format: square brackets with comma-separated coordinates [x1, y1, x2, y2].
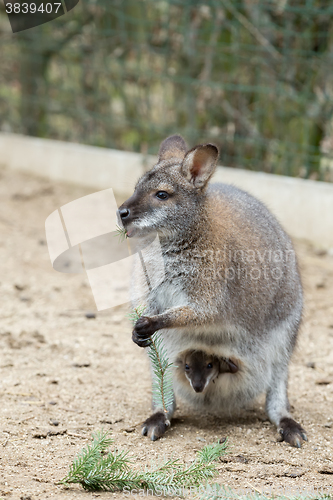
[132, 316, 158, 347]
[278, 417, 308, 448]
[142, 411, 170, 441]
[132, 329, 152, 348]
[135, 316, 158, 335]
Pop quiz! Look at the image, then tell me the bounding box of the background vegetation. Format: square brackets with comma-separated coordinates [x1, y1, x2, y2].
[1, 0, 333, 180]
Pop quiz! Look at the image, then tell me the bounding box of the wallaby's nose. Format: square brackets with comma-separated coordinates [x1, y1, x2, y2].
[193, 383, 204, 393]
[118, 207, 130, 220]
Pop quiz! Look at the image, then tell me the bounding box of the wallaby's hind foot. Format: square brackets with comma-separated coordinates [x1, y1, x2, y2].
[266, 359, 307, 448]
[278, 417, 307, 448]
[142, 411, 170, 441]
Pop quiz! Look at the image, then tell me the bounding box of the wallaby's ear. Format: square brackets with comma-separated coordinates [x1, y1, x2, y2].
[158, 135, 188, 162]
[181, 144, 219, 188]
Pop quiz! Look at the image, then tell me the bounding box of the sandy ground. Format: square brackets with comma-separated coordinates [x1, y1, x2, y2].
[0, 166, 333, 500]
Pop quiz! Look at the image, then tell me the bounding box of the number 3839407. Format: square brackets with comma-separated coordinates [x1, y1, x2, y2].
[5, 2, 62, 14]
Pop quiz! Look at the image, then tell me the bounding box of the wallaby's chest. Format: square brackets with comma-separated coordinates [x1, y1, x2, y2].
[151, 278, 188, 312]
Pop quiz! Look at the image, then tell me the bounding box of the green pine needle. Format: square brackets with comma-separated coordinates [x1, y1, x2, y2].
[114, 224, 128, 242]
[59, 430, 228, 493]
[59, 430, 139, 491]
[128, 305, 146, 324]
[197, 439, 228, 464]
[129, 306, 174, 415]
[147, 333, 174, 414]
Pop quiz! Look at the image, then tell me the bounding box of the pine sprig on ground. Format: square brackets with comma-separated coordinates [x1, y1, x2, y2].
[59, 430, 227, 493]
[59, 432, 333, 500]
[197, 439, 228, 464]
[59, 431, 139, 491]
[65, 430, 112, 482]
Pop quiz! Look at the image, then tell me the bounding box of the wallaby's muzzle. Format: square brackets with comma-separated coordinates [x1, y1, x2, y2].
[118, 207, 130, 220]
[192, 383, 205, 393]
[118, 192, 142, 237]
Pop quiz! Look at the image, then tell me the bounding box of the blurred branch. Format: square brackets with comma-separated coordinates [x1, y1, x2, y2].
[199, 7, 224, 83]
[45, 14, 92, 57]
[220, 97, 260, 138]
[223, 0, 281, 60]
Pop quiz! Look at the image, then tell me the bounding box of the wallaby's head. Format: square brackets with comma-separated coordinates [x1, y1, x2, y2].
[179, 350, 220, 393]
[118, 135, 219, 238]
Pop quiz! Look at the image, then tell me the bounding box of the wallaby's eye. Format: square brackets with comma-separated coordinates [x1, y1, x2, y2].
[156, 191, 169, 200]
[185, 364, 190, 371]
[207, 363, 213, 369]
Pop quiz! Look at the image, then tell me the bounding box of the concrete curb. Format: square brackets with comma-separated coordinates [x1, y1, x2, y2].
[212, 168, 333, 249]
[0, 133, 155, 196]
[1, 133, 332, 247]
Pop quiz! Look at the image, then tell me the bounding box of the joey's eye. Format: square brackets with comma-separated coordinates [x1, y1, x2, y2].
[185, 364, 190, 371]
[156, 191, 169, 200]
[207, 363, 213, 369]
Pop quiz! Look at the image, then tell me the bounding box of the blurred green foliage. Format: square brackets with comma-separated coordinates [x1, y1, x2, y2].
[1, 0, 333, 180]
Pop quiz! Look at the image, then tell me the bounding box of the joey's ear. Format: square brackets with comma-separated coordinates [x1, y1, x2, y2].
[181, 144, 219, 188]
[158, 135, 188, 162]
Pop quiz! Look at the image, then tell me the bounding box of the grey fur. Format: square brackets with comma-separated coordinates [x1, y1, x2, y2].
[119, 135, 307, 447]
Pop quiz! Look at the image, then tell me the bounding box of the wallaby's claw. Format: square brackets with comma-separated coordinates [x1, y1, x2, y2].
[302, 432, 308, 441]
[132, 330, 152, 348]
[141, 411, 170, 441]
[278, 417, 307, 448]
[132, 316, 154, 347]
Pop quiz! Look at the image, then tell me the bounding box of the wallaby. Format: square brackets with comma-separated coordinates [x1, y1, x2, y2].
[176, 349, 238, 394]
[118, 135, 307, 447]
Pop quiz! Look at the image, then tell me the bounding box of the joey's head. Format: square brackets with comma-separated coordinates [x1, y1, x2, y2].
[118, 135, 219, 238]
[181, 350, 220, 394]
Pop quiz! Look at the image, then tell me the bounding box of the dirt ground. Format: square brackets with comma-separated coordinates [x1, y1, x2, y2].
[1, 166, 333, 500]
